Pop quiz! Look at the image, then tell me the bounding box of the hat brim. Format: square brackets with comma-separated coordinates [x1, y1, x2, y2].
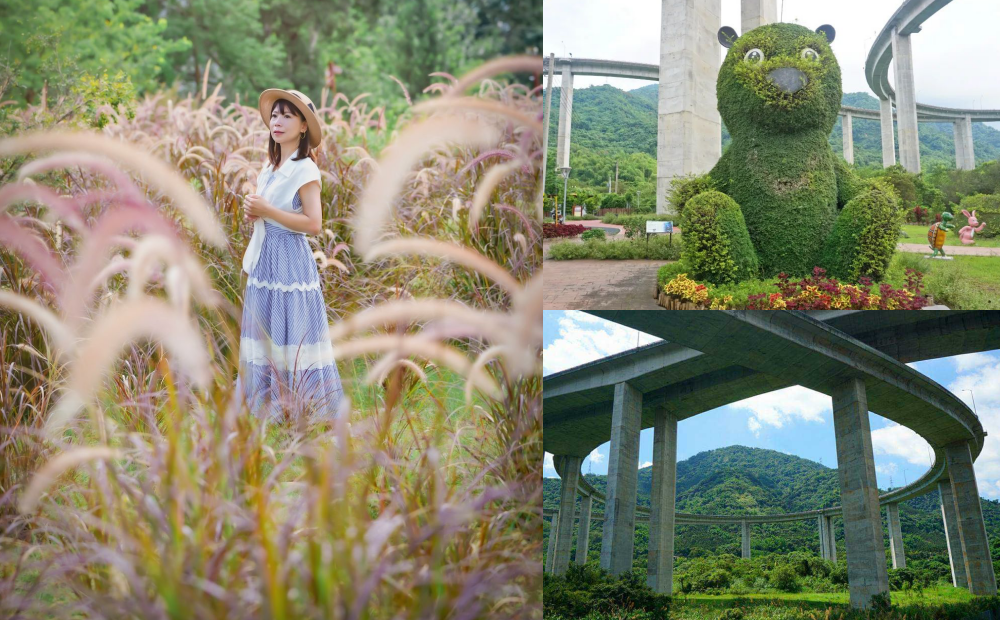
[258, 89, 323, 149]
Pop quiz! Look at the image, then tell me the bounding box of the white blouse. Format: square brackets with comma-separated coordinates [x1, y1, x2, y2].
[242, 156, 322, 275]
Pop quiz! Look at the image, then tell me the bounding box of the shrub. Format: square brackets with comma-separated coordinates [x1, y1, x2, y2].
[580, 228, 606, 241]
[668, 172, 716, 217]
[821, 179, 903, 283]
[543, 223, 586, 239]
[769, 564, 799, 592]
[544, 564, 671, 620]
[680, 191, 759, 285]
[954, 194, 1000, 239]
[548, 236, 682, 261]
[911, 205, 928, 224]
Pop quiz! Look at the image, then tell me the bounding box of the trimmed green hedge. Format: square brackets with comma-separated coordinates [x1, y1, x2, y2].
[821, 179, 903, 282]
[680, 191, 760, 284]
[547, 236, 682, 261]
[955, 194, 1000, 239]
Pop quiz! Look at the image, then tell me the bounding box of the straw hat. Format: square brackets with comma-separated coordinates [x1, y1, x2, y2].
[258, 88, 322, 149]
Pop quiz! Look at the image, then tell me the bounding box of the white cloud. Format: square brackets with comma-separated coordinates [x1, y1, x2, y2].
[729, 386, 830, 429]
[639, 461, 652, 469]
[871, 421, 934, 466]
[543, 311, 660, 375]
[951, 352, 998, 372]
[544, 452, 554, 473]
[876, 462, 898, 476]
[588, 448, 605, 464]
[948, 359, 1000, 498]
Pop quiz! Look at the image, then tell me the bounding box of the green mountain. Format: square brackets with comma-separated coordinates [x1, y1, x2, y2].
[543, 84, 1000, 197]
[543, 445, 1000, 579]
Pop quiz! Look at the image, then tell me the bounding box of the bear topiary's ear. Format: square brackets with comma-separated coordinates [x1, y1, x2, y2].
[816, 25, 836, 43]
[718, 26, 739, 48]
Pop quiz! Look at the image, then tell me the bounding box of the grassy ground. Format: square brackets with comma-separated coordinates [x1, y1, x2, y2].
[901, 224, 1000, 248]
[887, 252, 1000, 309]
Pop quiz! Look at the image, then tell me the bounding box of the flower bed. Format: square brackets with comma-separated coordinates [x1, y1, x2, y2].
[543, 223, 586, 239]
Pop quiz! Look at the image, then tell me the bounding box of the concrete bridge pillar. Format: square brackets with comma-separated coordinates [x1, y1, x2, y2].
[954, 115, 976, 171]
[556, 61, 574, 170]
[945, 440, 998, 595]
[601, 381, 642, 576]
[741, 520, 751, 560]
[832, 376, 890, 609]
[656, 0, 722, 214]
[541, 53, 554, 199]
[546, 510, 560, 573]
[879, 97, 896, 167]
[648, 407, 678, 593]
[825, 515, 837, 563]
[887, 502, 906, 569]
[554, 455, 583, 575]
[818, 516, 828, 559]
[842, 112, 854, 165]
[740, 0, 777, 34]
[577, 494, 593, 565]
[891, 28, 920, 173]
[939, 479, 969, 588]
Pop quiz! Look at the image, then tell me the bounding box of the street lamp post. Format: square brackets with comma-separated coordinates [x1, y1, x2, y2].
[559, 167, 571, 222]
[963, 389, 978, 416]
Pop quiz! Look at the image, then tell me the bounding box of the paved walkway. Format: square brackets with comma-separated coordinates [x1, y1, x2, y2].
[897, 243, 1000, 257]
[543, 259, 669, 310]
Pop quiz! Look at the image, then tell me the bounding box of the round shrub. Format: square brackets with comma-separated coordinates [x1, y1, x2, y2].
[580, 228, 606, 241]
[820, 178, 903, 283]
[668, 173, 716, 217]
[954, 194, 1000, 239]
[769, 564, 799, 592]
[680, 191, 759, 285]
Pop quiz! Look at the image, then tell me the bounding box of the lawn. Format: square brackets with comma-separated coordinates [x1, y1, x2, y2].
[887, 252, 1000, 309]
[900, 224, 1000, 248]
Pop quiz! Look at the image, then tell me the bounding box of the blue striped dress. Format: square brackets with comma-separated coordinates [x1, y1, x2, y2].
[236, 156, 343, 421]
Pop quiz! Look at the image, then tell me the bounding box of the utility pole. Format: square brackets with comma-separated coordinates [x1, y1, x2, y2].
[560, 167, 571, 222]
[607, 174, 611, 194]
[614, 160, 619, 194]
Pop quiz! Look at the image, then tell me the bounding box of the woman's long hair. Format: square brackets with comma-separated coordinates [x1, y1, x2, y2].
[266, 98, 316, 168]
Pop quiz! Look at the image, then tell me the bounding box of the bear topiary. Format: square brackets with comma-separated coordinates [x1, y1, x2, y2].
[682, 22, 899, 280]
[681, 190, 760, 284]
[820, 178, 903, 282]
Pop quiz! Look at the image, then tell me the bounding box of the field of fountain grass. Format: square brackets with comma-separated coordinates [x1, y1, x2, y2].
[0, 55, 543, 619]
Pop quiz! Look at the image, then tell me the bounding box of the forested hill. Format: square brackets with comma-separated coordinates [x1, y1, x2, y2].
[544, 83, 1000, 194]
[543, 446, 1000, 577]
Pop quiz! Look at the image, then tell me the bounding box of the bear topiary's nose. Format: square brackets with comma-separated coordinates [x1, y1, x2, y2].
[767, 67, 808, 93]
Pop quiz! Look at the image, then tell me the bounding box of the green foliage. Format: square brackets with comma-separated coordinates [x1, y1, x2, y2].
[669, 173, 717, 217]
[769, 565, 799, 593]
[602, 213, 674, 225]
[543, 563, 671, 620]
[580, 228, 606, 241]
[71, 70, 137, 129]
[680, 191, 759, 285]
[821, 179, 903, 282]
[955, 194, 1000, 239]
[547, 237, 682, 261]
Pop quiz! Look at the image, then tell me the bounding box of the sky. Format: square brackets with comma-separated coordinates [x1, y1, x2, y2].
[542, 311, 1000, 500]
[543, 0, 1000, 128]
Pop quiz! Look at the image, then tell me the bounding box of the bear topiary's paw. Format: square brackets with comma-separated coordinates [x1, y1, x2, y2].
[820, 179, 903, 283]
[681, 190, 760, 285]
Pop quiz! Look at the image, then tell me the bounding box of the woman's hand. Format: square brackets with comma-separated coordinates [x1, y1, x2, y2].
[243, 194, 273, 221]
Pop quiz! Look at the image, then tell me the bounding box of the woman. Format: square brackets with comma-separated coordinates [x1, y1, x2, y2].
[236, 88, 343, 421]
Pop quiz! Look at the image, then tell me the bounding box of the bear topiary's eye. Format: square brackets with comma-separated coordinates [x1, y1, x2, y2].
[801, 48, 820, 61]
[744, 48, 765, 62]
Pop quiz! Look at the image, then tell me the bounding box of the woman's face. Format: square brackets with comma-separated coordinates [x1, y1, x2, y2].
[270, 102, 306, 148]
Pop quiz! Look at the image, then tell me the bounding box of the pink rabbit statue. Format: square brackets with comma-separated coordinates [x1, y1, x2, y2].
[959, 209, 986, 245]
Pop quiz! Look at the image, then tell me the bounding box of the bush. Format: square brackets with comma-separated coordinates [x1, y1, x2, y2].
[544, 564, 671, 620]
[543, 223, 586, 239]
[954, 194, 1000, 239]
[668, 173, 716, 217]
[821, 179, 904, 283]
[548, 236, 682, 261]
[602, 213, 674, 225]
[580, 228, 606, 241]
[680, 191, 759, 285]
[769, 564, 799, 592]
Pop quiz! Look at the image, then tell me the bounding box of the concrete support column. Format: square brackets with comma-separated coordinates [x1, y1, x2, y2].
[842, 112, 854, 165]
[887, 503, 906, 569]
[656, 0, 723, 214]
[741, 520, 751, 560]
[555, 62, 573, 170]
[963, 116, 976, 169]
[601, 381, 642, 576]
[939, 479, 969, 588]
[541, 53, 554, 201]
[740, 0, 777, 34]
[891, 28, 920, 172]
[826, 515, 837, 563]
[648, 407, 678, 593]
[954, 116, 975, 170]
[546, 511, 560, 574]
[576, 494, 593, 565]
[879, 97, 896, 167]
[819, 516, 829, 559]
[945, 440, 998, 595]
[554, 455, 583, 575]
[832, 376, 889, 609]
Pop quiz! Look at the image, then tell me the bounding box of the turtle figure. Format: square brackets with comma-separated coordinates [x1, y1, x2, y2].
[927, 211, 956, 258]
[676, 22, 902, 284]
